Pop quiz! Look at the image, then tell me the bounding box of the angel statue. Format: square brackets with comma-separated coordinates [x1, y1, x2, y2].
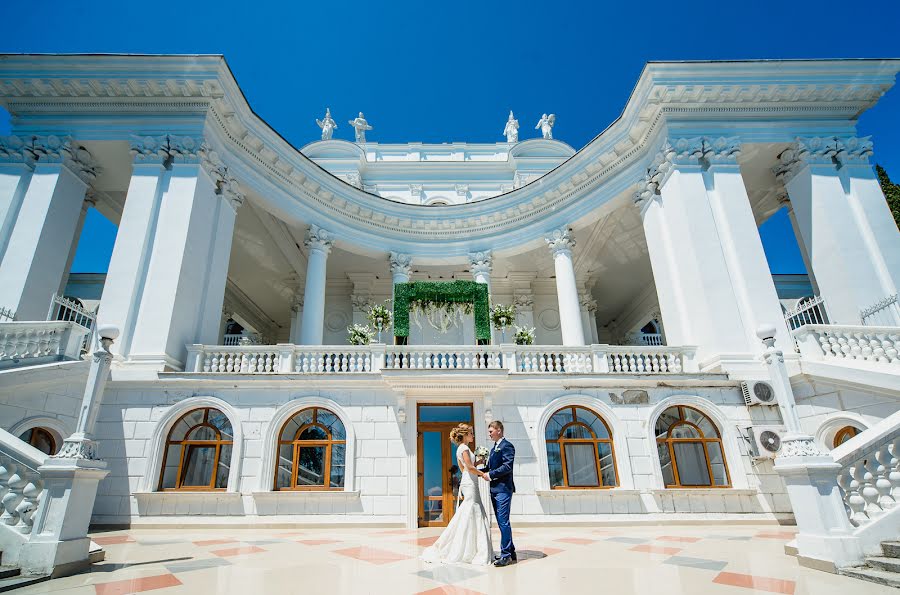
[348, 112, 373, 143]
[316, 108, 337, 141]
[535, 113, 556, 140]
[503, 111, 519, 143]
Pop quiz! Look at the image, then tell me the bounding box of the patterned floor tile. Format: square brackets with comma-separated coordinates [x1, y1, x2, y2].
[409, 536, 440, 547]
[629, 544, 683, 555]
[164, 557, 232, 573]
[605, 536, 648, 544]
[415, 564, 485, 584]
[713, 571, 796, 594]
[656, 535, 702, 543]
[663, 555, 728, 571]
[210, 545, 266, 557]
[297, 539, 342, 545]
[755, 532, 798, 540]
[706, 534, 753, 541]
[416, 587, 486, 595]
[554, 537, 596, 545]
[94, 573, 181, 595]
[192, 539, 238, 546]
[333, 546, 413, 565]
[93, 535, 136, 546]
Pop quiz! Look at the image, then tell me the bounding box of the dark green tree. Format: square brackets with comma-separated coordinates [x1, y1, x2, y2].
[876, 164, 900, 230]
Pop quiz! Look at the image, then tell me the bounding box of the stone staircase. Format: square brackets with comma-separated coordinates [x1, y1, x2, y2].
[0, 558, 49, 592]
[841, 541, 900, 588]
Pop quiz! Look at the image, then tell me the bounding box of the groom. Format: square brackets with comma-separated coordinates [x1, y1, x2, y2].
[482, 420, 516, 566]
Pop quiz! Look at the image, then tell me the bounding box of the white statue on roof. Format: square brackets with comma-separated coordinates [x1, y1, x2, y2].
[503, 111, 519, 143]
[348, 112, 373, 143]
[316, 108, 337, 141]
[535, 113, 556, 140]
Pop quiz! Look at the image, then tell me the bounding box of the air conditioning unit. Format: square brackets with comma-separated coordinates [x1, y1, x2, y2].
[741, 380, 777, 406]
[746, 425, 786, 459]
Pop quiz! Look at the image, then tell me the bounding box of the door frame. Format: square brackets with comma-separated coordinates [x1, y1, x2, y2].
[413, 402, 475, 528]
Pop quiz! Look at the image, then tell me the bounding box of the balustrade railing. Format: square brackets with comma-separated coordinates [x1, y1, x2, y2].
[860, 293, 900, 327]
[185, 343, 699, 375]
[0, 436, 46, 536]
[793, 324, 900, 368]
[0, 321, 90, 367]
[223, 333, 263, 346]
[385, 346, 502, 370]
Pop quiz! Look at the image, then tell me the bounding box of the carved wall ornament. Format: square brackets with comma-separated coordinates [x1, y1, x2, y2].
[513, 293, 534, 311]
[775, 136, 874, 184]
[780, 435, 824, 458]
[290, 292, 304, 313]
[545, 226, 576, 257]
[580, 295, 598, 312]
[345, 172, 362, 189]
[305, 224, 335, 254]
[350, 294, 374, 311]
[129, 135, 169, 165]
[409, 184, 423, 198]
[455, 184, 469, 197]
[468, 250, 493, 276]
[668, 136, 741, 166]
[389, 251, 412, 277]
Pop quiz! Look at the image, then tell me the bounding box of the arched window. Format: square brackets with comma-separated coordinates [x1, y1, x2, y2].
[275, 407, 346, 490]
[545, 405, 618, 488]
[656, 405, 730, 488]
[158, 408, 233, 491]
[19, 428, 57, 455]
[833, 425, 860, 448]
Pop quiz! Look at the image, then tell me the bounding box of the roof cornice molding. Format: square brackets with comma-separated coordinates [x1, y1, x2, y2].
[1, 55, 897, 257]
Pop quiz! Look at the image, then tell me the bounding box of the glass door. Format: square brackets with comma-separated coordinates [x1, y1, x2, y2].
[416, 404, 473, 527]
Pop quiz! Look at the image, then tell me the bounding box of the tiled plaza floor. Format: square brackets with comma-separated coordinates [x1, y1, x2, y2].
[15, 524, 895, 594]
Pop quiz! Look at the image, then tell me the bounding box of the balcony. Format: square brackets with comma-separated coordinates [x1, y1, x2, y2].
[183, 343, 699, 376]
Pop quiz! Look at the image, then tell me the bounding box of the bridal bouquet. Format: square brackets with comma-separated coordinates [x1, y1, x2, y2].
[474, 445, 490, 471]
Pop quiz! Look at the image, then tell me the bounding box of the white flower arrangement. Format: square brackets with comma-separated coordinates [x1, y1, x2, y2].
[474, 445, 490, 468]
[347, 324, 375, 345]
[514, 325, 536, 345]
[367, 302, 393, 331]
[490, 304, 516, 330]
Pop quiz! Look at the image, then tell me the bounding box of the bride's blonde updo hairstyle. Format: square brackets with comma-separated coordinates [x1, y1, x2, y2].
[450, 423, 472, 444]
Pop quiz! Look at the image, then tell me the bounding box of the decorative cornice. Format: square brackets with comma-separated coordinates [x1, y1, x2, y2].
[468, 250, 493, 276]
[305, 224, 335, 254]
[389, 251, 412, 278]
[775, 136, 873, 184]
[545, 227, 575, 257]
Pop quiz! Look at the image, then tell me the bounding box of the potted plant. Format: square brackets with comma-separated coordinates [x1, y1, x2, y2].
[490, 304, 517, 342]
[347, 324, 375, 346]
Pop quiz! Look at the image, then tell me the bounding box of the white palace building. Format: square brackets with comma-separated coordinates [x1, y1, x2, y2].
[0, 55, 899, 580]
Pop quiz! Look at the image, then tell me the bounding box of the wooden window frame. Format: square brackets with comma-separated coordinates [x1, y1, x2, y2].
[655, 405, 731, 489]
[546, 405, 618, 490]
[274, 407, 346, 491]
[833, 425, 860, 448]
[22, 427, 56, 456]
[158, 407, 233, 492]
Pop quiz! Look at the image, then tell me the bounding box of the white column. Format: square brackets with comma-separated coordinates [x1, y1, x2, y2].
[126, 137, 242, 368]
[299, 225, 334, 345]
[0, 137, 96, 321]
[0, 137, 35, 265]
[635, 137, 789, 366]
[580, 294, 600, 344]
[389, 251, 411, 303]
[777, 137, 900, 325]
[545, 228, 585, 346]
[99, 141, 168, 357]
[57, 193, 95, 296]
[288, 292, 303, 344]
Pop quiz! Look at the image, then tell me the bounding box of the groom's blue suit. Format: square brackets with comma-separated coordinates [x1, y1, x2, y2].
[488, 437, 516, 561]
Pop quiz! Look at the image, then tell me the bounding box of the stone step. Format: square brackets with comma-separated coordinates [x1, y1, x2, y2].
[0, 574, 49, 593]
[841, 567, 900, 588]
[868, 556, 900, 573]
[883, 541, 900, 559]
[0, 568, 17, 581]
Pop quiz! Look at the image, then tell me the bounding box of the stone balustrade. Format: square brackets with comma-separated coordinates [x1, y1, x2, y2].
[793, 324, 900, 367]
[0, 438, 45, 536]
[185, 343, 699, 375]
[0, 321, 90, 368]
[835, 423, 900, 529]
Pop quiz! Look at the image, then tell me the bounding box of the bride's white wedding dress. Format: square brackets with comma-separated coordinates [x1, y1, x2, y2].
[420, 444, 493, 565]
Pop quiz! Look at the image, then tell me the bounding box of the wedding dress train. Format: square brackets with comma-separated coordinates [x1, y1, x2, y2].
[420, 444, 493, 565]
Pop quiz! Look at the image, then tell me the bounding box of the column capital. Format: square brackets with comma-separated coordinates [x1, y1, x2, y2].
[23, 136, 101, 184]
[468, 250, 492, 277]
[290, 291, 304, 313]
[199, 143, 245, 211]
[667, 136, 742, 167]
[389, 251, 412, 277]
[0, 135, 36, 169]
[350, 293, 373, 312]
[579, 293, 598, 312]
[129, 135, 169, 165]
[305, 224, 335, 255]
[545, 227, 575, 257]
[513, 292, 534, 312]
[774, 136, 873, 185]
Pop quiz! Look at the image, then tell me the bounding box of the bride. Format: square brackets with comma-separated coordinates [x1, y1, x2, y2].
[421, 423, 493, 565]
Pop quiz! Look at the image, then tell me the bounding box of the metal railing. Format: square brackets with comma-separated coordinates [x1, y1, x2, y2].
[0, 306, 15, 322]
[47, 294, 96, 355]
[784, 295, 829, 331]
[860, 293, 900, 327]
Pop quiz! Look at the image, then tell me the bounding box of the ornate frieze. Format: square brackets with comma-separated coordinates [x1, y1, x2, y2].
[468, 250, 493, 276]
[389, 252, 412, 278]
[775, 136, 874, 184]
[305, 224, 335, 254]
[545, 227, 575, 257]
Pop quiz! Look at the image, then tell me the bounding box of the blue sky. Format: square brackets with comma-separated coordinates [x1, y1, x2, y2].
[1, 0, 899, 275]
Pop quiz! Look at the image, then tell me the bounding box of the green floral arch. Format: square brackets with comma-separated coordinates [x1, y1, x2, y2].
[393, 281, 491, 343]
